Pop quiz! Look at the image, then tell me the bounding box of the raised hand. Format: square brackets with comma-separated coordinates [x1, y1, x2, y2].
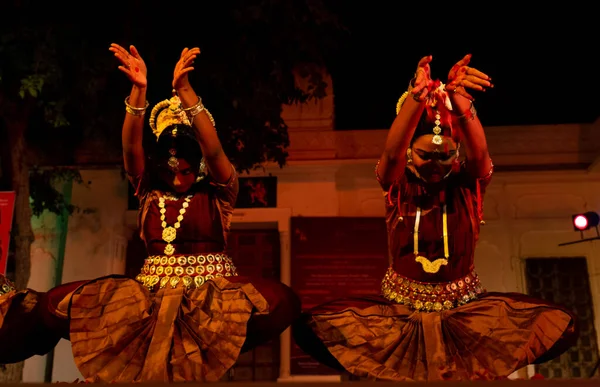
[411, 55, 433, 101]
[173, 47, 201, 90]
[109, 43, 147, 88]
[446, 54, 493, 101]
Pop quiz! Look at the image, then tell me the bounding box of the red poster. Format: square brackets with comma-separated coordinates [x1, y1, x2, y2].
[0, 192, 16, 275]
[290, 217, 388, 376]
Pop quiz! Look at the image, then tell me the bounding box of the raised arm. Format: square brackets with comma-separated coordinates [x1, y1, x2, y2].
[446, 54, 493, 178]
[172, 47, 233, 184]
[377, 56, 432, 189]
[109, 43, 149, 178]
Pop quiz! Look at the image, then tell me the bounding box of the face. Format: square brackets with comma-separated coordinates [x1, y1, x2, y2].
[158, 158, 197, 193]
[409, 134, 458, 182]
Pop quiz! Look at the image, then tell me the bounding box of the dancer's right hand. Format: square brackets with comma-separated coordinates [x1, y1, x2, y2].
[109, 43, 147, 88]
[411, 55, 433, 101]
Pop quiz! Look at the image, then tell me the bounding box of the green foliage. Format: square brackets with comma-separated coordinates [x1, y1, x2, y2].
[0, 0, 347, 215]
[28, 167, 91, 217]
[18, 74, 43, 99]
[129, 0, 347, 173]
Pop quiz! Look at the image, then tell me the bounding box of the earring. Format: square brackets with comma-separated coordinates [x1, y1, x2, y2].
[406, 148, 413, 164]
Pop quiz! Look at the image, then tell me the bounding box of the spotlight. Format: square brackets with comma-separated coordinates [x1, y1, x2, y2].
[572, 212, 600, 231]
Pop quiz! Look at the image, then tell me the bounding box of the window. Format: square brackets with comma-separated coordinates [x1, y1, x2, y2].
[525, 257, 599, 378]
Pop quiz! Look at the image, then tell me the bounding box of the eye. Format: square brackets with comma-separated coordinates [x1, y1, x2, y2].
[180, 169, 193, 176]
[415, 151, 432, 161]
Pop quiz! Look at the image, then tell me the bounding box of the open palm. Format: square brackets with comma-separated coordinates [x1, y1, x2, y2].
[109, 43, 148, 88]
[173, 47, 200, 90]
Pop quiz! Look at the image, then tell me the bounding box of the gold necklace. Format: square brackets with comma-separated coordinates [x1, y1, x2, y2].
[158, 194, 192, 256]
[414, 204, 449, 273]
[162, 193, 182, 201]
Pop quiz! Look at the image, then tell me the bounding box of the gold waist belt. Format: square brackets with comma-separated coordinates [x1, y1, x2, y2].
[0, 276, 15, 296]
[381, 267, 485, 312]
[135, 253, 238, 290]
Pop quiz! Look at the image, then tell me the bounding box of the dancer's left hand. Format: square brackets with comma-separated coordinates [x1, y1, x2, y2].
[173, 47, 200, 90]
[446, 54, 493, 101]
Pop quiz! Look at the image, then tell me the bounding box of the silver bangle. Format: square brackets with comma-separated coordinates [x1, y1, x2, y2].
[124, 96, 149, 116]
[183, 96, 204, 118]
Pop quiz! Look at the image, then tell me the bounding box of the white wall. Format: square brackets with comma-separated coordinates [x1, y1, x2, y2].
[23, 168, 129, 383]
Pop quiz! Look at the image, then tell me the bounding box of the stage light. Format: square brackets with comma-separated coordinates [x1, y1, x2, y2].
[572, 212, 600, 231]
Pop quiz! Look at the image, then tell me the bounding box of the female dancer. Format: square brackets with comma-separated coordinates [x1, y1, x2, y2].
[1, 44, 301, 382]
[292, 54, 577, 381]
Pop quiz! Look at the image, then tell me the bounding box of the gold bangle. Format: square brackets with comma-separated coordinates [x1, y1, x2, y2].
[126, 106, 146, 116]
[124, 96, 149, 116]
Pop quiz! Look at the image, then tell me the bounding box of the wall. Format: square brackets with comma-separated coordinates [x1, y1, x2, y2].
[22, 169, 129, 382]
[25, 68, 600, 381]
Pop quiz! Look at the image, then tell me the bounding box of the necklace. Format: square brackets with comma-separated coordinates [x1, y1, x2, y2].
[413, 204, 449, 273]
[158, 194, 192, 256]
[162, 193, 182, 201]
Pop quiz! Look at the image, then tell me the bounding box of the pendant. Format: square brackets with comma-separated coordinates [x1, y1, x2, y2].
[162, 226, 177, 243]
[164, 243, 175, 256]
[415, 256, 448, 273]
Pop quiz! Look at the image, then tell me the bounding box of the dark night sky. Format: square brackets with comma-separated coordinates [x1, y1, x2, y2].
[328, 3, 599, 130]
[10, 2, 597, 132]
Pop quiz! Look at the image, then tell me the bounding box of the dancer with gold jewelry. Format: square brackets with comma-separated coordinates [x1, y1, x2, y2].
[293, 54, 577, 381]
[0, 274, 65, 364]
[0, 44, 300, 382]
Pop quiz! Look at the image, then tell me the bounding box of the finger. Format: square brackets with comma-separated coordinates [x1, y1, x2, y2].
[413, 69, 423, 84]
[417, 55, 433, 68]
[110, 46, 128, 59]
[130, 45, 141, 58]
[424, 63, 431, 76]
[455, 54, 472, 67]
[445, 82, 458, 92]
[180, 47, 189, 58]
[412, 82, 426, 94]
[412, 76, 426, 94]
[117, 66, 132, 76]
[117, 45, 130, 58]
[448, 63, 462, 78]
[412, 77, 429, 94]
[112, 52, 129, 66]
[189, 47, 201, 55]
[462, 79, 485, 91]
[179, 67, 194, 76]
[466, 75, 493, 88]
[183, 54, 197, 66]
[466, 67, 490, 81]
[173, 68, 194, 87]
[110, 43, 127, 54]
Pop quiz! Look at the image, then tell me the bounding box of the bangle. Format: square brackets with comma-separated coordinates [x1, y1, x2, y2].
[183, 96, 216, 126]
[183, 96, 205, 118]
[124, 96, 149, 117]
[454, 102, 477, 122]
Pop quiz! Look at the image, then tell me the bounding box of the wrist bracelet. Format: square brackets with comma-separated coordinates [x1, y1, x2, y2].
[455, 102, 477, 122]
[124, 96, 149, 116]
